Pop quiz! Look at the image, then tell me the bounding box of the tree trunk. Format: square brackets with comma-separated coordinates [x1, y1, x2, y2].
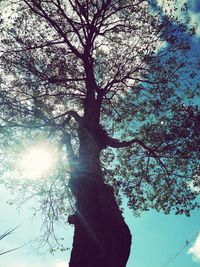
[68, 127, 132, 267]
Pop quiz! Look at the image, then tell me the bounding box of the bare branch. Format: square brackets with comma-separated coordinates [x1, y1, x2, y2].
[0, 226, 24, 256]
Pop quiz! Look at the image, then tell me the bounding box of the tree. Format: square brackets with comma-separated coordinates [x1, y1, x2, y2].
[0, 0, 200, 266]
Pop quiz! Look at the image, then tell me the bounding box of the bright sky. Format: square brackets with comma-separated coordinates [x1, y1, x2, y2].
[18, 144, 57, 179]
[0, 1, 200, 267]
[0, 185, 200, 267]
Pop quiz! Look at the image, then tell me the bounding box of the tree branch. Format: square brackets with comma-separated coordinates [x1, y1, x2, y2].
[0, 40, 65, 54]
[0, 226, 24, 256]
[55, 0, 86, 47]
[53, 110, 82, 124]
[23, 0, 83, 59]
[61, 132, 76, 161]
[106, 136, 169, 175]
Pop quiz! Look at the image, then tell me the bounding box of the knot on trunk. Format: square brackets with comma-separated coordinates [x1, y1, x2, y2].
[79, 123, 108, 150]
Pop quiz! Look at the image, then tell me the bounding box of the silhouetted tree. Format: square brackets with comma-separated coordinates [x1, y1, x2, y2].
[0, 1, 200, 266]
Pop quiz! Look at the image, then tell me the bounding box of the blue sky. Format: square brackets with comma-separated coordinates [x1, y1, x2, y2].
[0, 1, 200, 267]
[1, 185, 200, 267]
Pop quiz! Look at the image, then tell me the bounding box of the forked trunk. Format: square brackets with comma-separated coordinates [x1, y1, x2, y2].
[68, 127, 132, 267]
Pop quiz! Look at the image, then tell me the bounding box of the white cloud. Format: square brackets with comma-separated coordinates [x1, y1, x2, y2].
[54, 259, 69, 267]
[189, 12, 200, 37]
[187, 180, 200, 193]
[156, 0, 200, 37]
[51, 259, 69, 267]
[188, 233, 200, 262]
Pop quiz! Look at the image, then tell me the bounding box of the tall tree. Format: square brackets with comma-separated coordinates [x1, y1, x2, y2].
[0, 0, 200, 266]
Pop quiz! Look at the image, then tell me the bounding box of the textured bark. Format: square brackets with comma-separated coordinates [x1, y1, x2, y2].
[68, 177, 131, 267]
[65, 121, 132, 267]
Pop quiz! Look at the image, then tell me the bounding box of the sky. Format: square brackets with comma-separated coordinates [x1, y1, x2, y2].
[0, 1, 200, 267]
[1, 185, 200, 267]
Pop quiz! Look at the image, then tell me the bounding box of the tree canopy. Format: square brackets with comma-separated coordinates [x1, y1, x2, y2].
[0, 0, 200, 253]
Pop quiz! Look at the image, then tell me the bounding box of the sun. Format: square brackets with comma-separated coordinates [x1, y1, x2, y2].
[19, 144, 56, 179]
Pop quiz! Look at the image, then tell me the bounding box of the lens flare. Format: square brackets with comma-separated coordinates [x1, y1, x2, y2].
[19, 144, 56, 179]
